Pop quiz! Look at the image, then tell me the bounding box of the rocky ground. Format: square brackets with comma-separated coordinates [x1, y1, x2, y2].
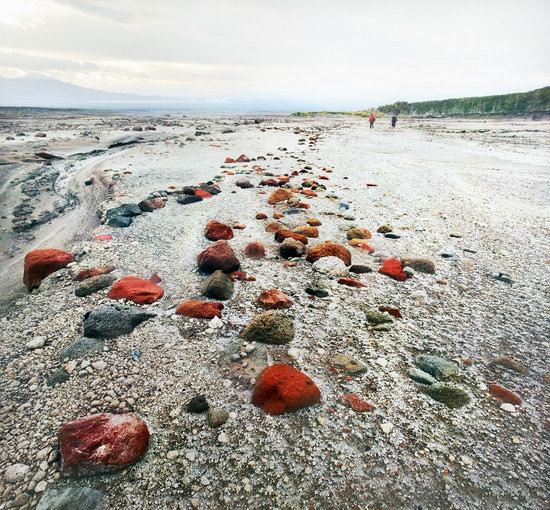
[0, 111, 549, 509]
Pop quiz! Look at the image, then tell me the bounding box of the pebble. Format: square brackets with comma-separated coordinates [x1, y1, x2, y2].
[501, 403, 516, 413]
[92, 360, 107, 371]
[380, 422, 394, 434]
[26, 337, 46, 349]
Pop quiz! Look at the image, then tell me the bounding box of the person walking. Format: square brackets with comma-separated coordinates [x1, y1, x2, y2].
[391, 114, 398, 128]
[368, 112, 376, 129]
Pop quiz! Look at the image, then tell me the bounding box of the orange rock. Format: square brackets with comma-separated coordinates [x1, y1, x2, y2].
[306, 241, 352, 266]
[379, 258, 408, 281]
[273, 212, 284, 219]
[256, 212, 268, 220]
[233, 223, 246, 230]
[293, 225, 319, 238]
[194, 189, 212, 199]
[274, 229, 308, 245]
[342, 394, 374, 412]
[23, 249, 74, 290]
[266, 221, 283, 232]
[301, 189, 317, 197]
[108, 276, 164, 304]
[307, 218, 322, 226]
[74, 266, 115, 282]
[347, 227, 372, 240]
[267, 188, 294, 205]
[257, 289, 294, 309]
[337, 277, 366, 288]
[176, 300, 223, 319]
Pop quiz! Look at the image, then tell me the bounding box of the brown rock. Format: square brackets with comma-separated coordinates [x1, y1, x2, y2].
[267, 188, 294, 205]
[306, 241, 352, 266]
[244, 242, 266, 259]
[257, 289, 294, 309]
[293, 225, 319, 238]
[197, 241, 241, 273]
[205, 220, 234, 241]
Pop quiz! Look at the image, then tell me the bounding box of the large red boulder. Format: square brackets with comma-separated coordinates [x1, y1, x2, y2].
[205, 220, 234, 241]
[306, 241, 351, 266]
[197, 241, 240, 273]
[257, 289, 293, 309]
[24, 249, 74, 290]
[58, 413, 149, 476]
[176, 300, 223, 318]
[379, 258, 409, 282]
[108, 276, 164, 304]
[252, 364, 321, 415]
[244, 242, 266, 259]
[74, 266, 115, 282]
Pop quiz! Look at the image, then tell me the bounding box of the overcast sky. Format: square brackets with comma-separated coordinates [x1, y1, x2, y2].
[0, 0, 548, 107]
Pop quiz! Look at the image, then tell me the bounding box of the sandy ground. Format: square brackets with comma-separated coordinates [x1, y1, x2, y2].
[0, 112, 549, 509]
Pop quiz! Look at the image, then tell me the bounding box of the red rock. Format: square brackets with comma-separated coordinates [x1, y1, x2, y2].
[256, 212, 268, 220]
[244, 242, 266, 259]
[257, 289, 293, 309]
[58, 413, 149, 476]
[268, 188, 294, 205]
[95, 234, 113, 241]
[23, 249, 74, 290]
[274, 229, 309, 245]
[265, 221, 283, 233]
[74, 266, 115, 282]
[108, 276, 164, 304]
[306, 241, 352, 266]
[337, 277, 366, 288]
[319, 175, 329, 180]
[197, 240, 240, 273]
[379, 257, 409, 281]
[260, 178, 279, 187]
[342, 394, 374, 412]
[149, 273, 162, 283]
[233, 223, 246, 230]
[176, 299, 223, 319]
[229, 271, 255, 282]
[235, 154, 250, 163]
[301, 189, 317, 198]
[251, 364, 321, 415]
[378, 306, 402, 319]
[205, 220, 234, 241]
[224, 157, 235, 163]
[194, 189, 212, 199]
[488, 383, 522, 405]
[295, 202, 311, 209]
[349, 239, 375, 253]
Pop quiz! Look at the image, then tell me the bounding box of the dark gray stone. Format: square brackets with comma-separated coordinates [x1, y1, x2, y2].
[37, 486, 103, 510]
[177, 195, 203, 205]
[415, 354, 458, 380]
[75, 274, 116, 297]
[59, 337, 104, 361]
[201, 270, 234, 300]
[83, 304, 155, 339]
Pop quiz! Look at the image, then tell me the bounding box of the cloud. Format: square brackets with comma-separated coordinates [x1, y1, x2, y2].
[49, 0, 157, 23]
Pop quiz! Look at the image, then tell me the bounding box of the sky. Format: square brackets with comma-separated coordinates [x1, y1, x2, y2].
[0, 0, 549, 108]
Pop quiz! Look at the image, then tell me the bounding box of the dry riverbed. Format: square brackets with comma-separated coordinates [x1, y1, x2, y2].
[0, 111, 549, 509]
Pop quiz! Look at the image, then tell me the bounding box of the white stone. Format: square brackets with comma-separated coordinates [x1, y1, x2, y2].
[186, 451, 196, 462]
[218, 432, 229, 443]
[92, 360, 107, 371]
[501, 403, 516, 413]
[35, 480, 48, 493]
[200, 476, 210, 486]
[209, 316, 223, 328]
[4, 464, 30, 483]
[375, 357, 388, 368]
[312, 256, 348, 277]
[26, 337, 45, 349]
[461, 455, 473, 466]
[166, 450, 179, 460]
[380, 422, 394, 434]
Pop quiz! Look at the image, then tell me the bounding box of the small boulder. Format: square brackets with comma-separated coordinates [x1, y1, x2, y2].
[244, 242, 266, 259]
[235, 154, 250, 163]
[23, 249, 74, 290]
[330, 353, 367, 375]
[306, 241, 352, 266]
[267, 188, 294, 205]
[138, 199, 165, 212]
[198, 241, 240, 273]
[58, 413, 149, 476]
[108, 276, 164, 304]
[176, 300, 223, 319]
[59, 337, 104, 361]
[241, 311, 294, 345]
[37, 487, 103, 510]
[208, 407, 229, 428]
[279, 238, 306, 258]
[346, 227, 372, 240]
[421, 384, 470, 408]
[75, 273, 116, 297]
[257, 289, 294, 309]
[201, 270, 234, 300]
[415, 354, 458, 380]
[251, 364, 320, 415]
[83, 304, 154, 339]
[379, 257, 409, 281]
[402, 257, 436, 274]
[312, 256, 348, 277]
[205, 220, 234, 241]
[293, 225, 319, 238]
[349, 264, 373, 274]
[236, 177, 253, 188]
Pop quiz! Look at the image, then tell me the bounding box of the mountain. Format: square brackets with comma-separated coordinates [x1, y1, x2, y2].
[377, 87, 550, 116]
[0, 76, 171, 108]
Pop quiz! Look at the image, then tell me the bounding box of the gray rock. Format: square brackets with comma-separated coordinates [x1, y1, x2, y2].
[235, 177, 253, 189]
[47, 369, 70, 387]
[421, 383, 470, 408]
[330, 353, 367, 375]
[177, 195, 203, 205]
[279, 238, 306, 259]
[492, 272, 513, 284]
[401, 257, 436, 274]
[305, 282, 329, 298]
[201, 270, 234, 300]
[349, 264, 373, 274]
[241, 311, 294, 345]
[366, 310, 393, 325]
[208, 407, 229, 428]
[75, 274, 116, 297]
[4, 463, 30, 483]
[59, 337, 104, 361]
[83, 304, 155, 339]
[105, 203, 142, 228]
[26, 337, 46, 349]
[37, 486, 103, 510]
[415, 354, 458, 380]
[409, 368, 436, 385]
